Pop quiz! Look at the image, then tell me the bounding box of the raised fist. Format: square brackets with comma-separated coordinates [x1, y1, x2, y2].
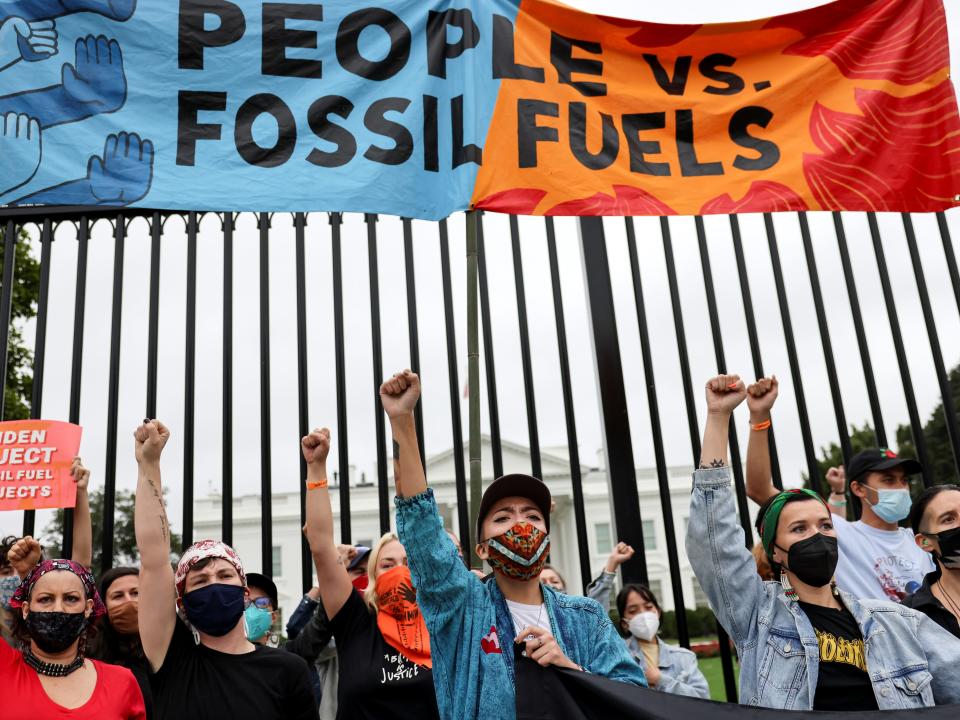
[70, 457, 90, 492]
[88, 132, 153, 205]
[7, 535, 41, 578]
[605, 541, 634, 573]
[746, 376, 779, 420]
[826, 466, 846, 495]
[62, 35, 126, 113]
[704, 374, 747, 415]
[0, 112, 41, 195]
[379, 370, 421, 418]
[134, 419, 170, 465]
[301, 427, 331, 466]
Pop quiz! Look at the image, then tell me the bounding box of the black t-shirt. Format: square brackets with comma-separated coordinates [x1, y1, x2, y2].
[798, 601, 878, 711]
[150, 617, 317, 720]
[329, 588, 440, 720]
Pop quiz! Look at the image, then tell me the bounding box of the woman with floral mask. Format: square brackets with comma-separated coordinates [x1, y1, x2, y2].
[615, 583, 708, 698]
[689, 374, 960, 710]
[301, 425, 440, 720]
[0, 559, 145, 719]
[86, 567, 153, 718]
[384, 370, 646, 720]
[904, 485, 960, 638]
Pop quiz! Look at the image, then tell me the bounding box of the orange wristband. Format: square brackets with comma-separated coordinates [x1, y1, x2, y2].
[306, 478, 328, 490]
[751, 420, 772, 432]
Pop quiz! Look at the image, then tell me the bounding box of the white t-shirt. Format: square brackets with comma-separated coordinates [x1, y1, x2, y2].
[832, 514, 934, 601]
[506, 599, 547, 640]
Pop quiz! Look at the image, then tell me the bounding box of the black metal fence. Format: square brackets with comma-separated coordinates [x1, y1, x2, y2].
[2, 205, 960, 701]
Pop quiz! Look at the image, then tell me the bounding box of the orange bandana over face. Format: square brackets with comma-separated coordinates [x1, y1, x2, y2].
[375, 564, 431, 669]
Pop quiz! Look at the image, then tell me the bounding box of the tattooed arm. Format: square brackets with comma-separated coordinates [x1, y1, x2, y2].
[133, 419, 176, 672]
[301, 427, 353, 621]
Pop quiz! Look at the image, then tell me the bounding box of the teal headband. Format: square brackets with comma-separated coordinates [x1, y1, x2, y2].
[759, 489, 828, 559]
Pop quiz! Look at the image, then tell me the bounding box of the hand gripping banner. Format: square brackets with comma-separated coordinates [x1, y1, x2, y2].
[0, 0, 958, 220]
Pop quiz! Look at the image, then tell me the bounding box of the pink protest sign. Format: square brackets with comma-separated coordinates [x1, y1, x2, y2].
[0, 420, 83, 511]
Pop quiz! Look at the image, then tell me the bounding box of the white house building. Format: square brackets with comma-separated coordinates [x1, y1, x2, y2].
[194, 437, 743, 619]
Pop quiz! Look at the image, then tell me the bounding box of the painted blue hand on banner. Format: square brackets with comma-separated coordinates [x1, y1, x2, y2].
[0, 17, 56, 71]
[0, 35, 125, 127]
[0, 0, 135, 23]
[11, 131, 152, 206]
[0, 112, 40, 195]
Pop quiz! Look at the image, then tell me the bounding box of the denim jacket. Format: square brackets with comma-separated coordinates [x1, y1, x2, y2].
[625, 636, 711, 699]
[396, 489, 647, 720]
[686, 467, 960, 709]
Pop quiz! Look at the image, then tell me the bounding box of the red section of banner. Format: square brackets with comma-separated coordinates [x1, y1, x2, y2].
[0, 420, 83, 512]
[472, 0, 960, 216]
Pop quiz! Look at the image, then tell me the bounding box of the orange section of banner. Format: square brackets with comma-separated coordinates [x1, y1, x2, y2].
[472, 0, 960, 216]
[0, 420, 83, 511]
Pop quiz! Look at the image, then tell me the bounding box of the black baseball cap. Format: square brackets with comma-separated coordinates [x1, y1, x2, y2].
[246, 572, 279, 609]
[846, 448, 923, 484]
[476, 473, 551, 541]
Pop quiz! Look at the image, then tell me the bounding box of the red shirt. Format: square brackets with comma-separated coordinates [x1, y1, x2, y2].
[0, 638, 145, 719]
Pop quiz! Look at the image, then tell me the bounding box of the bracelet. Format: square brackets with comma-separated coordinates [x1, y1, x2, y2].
[828, 495, 846, 506]
[751, 419, 772, 432]
[306, 479, 328, 490]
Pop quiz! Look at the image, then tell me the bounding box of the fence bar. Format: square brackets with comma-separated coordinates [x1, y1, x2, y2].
[867, 213, 932, 485]
[730, 216, 783, 490]
[62, 216, 90, 557]
[294, 213, 312, 591]
[509, 216, 542, 479]
[438, 220, 470, 551]
[764, 214, 822, 495]
[799, 213, 852, 466]
[936, 212, 960, 319]
[330, 213, 351, 543]
[366, 214, 389, 535]
[544, 218, 591, 593]
[695, 217, 753, 540]
[476, 213, 504, 478]
[182, 212, 198, 551]
[21, 219, 53, 537]
[0, 221, 18, 421]
[402, 218, 426, 472]
[467, 212, 482, 568]
[660, 217, 737, 702]
[146, 213, 162, 418]
[578, 217, 648, 584]
[101, 216, 126, 571]
[903, 214, 960, 481]
[833, 213, 887, 448]
[258, 213, 273, 574]
[222, 213, 235, 546]
[625, 217, 688, 645]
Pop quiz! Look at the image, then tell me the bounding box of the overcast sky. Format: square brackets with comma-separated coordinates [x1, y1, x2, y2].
[5, 0, 960, 545]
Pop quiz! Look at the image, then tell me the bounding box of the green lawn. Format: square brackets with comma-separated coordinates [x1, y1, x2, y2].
[697, 656, 740, 702]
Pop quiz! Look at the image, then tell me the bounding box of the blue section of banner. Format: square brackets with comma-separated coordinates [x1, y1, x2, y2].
[0, 0, 520, 219]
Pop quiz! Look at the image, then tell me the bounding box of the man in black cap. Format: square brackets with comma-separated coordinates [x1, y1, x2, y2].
[385, 369, 646, 720]
[746, 377, 934, 601]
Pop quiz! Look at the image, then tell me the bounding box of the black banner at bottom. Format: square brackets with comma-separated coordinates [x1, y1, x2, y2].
[515, 652, 953, 720]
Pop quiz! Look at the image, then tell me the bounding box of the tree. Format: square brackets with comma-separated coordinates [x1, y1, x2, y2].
[43, 488, 181, 577]
[806, 423, 884, 493]
[894, 363, 960, 487]
[0, 226, 41, 420]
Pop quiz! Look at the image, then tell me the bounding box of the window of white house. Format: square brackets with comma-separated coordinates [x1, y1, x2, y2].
[648, 579, 663, 602]
[272, 546, 282, 577]
[642, 520, 657, 550]
[692, 579, 710, 609]
[594, 522, 612, 555]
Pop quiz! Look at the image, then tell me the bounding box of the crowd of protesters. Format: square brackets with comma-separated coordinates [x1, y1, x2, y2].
[1, 369, 960, 719]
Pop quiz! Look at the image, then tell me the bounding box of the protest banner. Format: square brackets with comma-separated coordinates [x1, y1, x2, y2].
[0, 0, 957, 218]
[0, 420, 83, 511]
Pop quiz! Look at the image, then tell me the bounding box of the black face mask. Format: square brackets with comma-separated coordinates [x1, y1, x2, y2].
[777, 533, 839, 588]
[25, 611, 88, 653]
[930, 526, 960, 570]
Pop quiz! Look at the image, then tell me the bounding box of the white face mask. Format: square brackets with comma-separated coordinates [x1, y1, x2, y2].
[628, 611, 659, 641]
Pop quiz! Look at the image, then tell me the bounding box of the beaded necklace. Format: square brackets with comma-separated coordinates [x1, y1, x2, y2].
[22, 647, 85, 677]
